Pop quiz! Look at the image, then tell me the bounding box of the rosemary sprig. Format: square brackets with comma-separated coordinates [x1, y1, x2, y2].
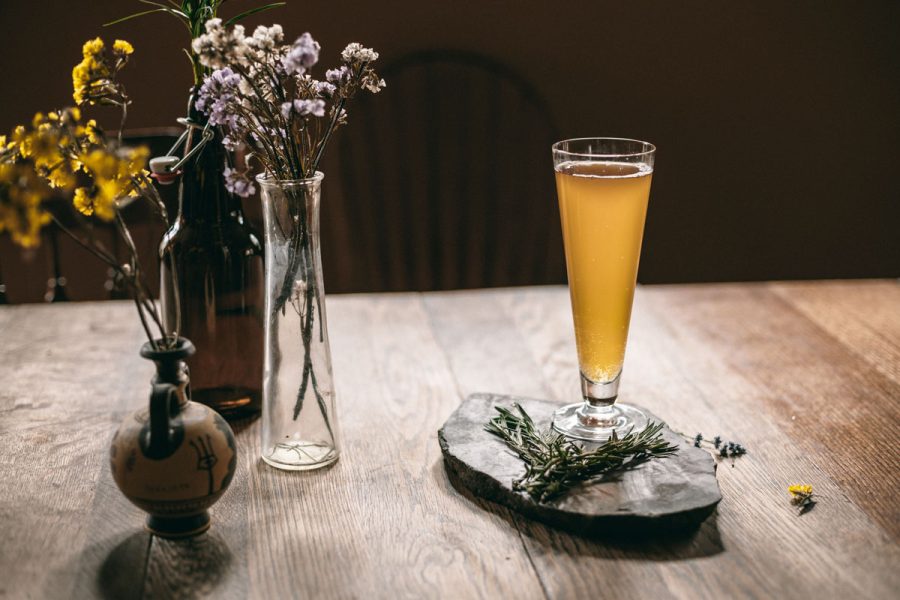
[485, 404, 678, 503]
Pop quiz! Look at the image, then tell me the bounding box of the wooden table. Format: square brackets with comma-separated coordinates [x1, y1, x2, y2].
[1, 281, 898, 599]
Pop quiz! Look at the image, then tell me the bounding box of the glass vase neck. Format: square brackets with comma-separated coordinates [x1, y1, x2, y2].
[255, 171, 325, 191]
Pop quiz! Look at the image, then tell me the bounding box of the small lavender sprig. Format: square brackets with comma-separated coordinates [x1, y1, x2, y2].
[691, 432, 747, 466]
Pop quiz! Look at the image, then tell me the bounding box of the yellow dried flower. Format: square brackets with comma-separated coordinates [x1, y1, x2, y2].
[86, 119, 102, 144]
[45, 165, 75, 190]
[11, 125, 27, 156]
[11, 118, 66, 172]
[82, 37, 105, 60]
[74, 146, 150, 220]
[122, 146, 150, 176]
[113, 40, 134, 56]
[788, 484, 812, 497]
[73, 118, 103, 151]
[0, 162, 52, 247]
[788, 484, 816, 515]
[72, 186, 95, 216]
[72, 37, 133, 106]
[60, 107, 81, 125]
[72, 57, 110, 106]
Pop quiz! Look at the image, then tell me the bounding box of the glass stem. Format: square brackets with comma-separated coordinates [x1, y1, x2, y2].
[578, 371, 621, 426]
[581, 370, 620, 406]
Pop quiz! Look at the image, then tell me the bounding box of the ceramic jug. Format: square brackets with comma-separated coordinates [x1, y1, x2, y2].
[110, 338, 237, 538]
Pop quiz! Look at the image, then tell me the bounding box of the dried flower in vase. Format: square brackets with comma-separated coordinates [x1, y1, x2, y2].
[185, 20, 383, 444]
[190, 18, 385, 190]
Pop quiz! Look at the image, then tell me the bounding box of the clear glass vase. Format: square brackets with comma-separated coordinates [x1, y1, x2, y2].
[257, 172, 340, 471]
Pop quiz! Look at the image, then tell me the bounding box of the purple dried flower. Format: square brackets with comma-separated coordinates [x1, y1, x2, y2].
[296, 99, 325, 117]
[325, 66, 351, 86]
[281, 32, 320, 75]
[221, 135, 244, 152]
[197, 67, 244, 132]
[281, 99, 326, 120]
[224, 167, 256, 198]
[315, 80, 336, 97]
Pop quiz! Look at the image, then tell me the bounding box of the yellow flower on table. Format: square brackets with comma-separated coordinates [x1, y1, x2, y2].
[788, 484, 816, 514]
[788, 484, 813, 498]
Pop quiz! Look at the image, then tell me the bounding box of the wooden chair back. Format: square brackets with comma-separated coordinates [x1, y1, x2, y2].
[327, 50, 565, 292]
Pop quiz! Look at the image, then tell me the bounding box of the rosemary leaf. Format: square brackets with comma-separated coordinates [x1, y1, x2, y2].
[485, 403, 678, 503]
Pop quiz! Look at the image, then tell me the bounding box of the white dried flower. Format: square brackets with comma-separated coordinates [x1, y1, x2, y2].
[363, 76, 386, 94]
[251, 24, 284, 49]
[341, 43, 379, 63]
[192, 19, 250, 69]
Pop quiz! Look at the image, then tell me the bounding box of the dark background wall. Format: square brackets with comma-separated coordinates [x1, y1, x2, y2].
[1, 1, 898, 295]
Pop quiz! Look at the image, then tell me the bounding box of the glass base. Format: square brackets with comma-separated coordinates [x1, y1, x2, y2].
[552, 402, 649, 442]
[262, 442, 339, 471]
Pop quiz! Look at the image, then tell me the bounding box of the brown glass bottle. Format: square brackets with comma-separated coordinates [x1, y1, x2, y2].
[159, 89, 264, 420]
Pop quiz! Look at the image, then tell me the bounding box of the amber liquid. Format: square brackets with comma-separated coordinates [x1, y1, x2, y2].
[556, 160, 652, 383]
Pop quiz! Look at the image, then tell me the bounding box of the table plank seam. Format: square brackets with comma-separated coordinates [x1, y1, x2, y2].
[513, 515, 552, 600]
[768, 283, 900, 388]
[138, 534, 152, 600]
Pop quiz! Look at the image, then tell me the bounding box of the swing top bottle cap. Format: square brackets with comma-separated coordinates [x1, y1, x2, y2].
[150, 155, 180, 174]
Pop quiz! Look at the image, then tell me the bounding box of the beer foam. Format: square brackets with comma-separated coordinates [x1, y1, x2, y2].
[556, 160, 653, 178]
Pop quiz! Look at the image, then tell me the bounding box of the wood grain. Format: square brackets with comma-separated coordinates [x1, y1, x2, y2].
[0, 303, 153, 599]
[769, 280, 900, 385]
[210, 295, 542, 599]
[0, 281, 897, 599]
[425, 284, 900, 599]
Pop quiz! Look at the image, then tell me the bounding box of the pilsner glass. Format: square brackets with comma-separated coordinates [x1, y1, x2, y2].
[551, 138, 656, 441]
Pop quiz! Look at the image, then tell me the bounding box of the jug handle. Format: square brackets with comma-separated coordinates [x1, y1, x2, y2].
[148, 383, 176, 456]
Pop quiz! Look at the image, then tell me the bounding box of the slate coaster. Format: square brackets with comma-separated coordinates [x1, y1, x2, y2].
[438, 393, 721, 537]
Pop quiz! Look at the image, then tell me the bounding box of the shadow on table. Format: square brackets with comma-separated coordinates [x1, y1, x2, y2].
[437, 459, 724, 561]
[97, 530, 232, 599]
[227, 413, 260, 437]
